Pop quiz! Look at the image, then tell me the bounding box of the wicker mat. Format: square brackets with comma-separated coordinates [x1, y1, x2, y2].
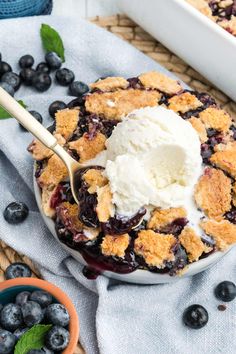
[1, 14, 236, 354]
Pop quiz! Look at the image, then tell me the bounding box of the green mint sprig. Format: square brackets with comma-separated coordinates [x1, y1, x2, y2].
[14, 324, 52, 354]
[0, 100, 27, 120]
[40, 24, 65, 62]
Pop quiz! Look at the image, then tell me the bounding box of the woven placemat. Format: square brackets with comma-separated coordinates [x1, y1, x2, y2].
[1, 14, 236, 354]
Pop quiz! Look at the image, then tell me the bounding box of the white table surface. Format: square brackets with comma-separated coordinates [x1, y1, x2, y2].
[53, 0, 121, 17]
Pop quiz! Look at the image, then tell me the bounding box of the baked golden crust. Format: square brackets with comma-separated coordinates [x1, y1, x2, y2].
[90, 77, 129, 91]
[38, 154, 68, 188]
[219, 17, 236, 35]
[179, 227, 206, 262]
[85, 89, 161, 120]
[199, 107, 231, 133]
[233, 182, 236, 207]
[194, 168, 231, 219]
[168, 92, 203, 113]
[41, 186, 57, 218]
[188, 116, 208, 143]
[186, 0, 215, 19]
[28, 134, 66, 161]
[68, 132, 106, 163]
[55, 109, 79, 140]
[59, 202, 83, 232]
[138, 71, 182, 95]
[200, 219, 236, 250]
[210, 142, 236, 178]
[83, 169, 108, 194]
[134, 230, 176, 267]
[147, 207, 187, 230]
[96, 184, 114, 222]
[101, 234, 130, 258]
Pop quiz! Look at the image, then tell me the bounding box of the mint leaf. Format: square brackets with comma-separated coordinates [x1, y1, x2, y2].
[14, 324, 52, 354]
[0, 100, 27, 120]
[40, 24, 65, 62]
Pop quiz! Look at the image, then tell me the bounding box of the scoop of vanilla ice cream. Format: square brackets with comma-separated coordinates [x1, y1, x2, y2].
[104, 106, 202, 216]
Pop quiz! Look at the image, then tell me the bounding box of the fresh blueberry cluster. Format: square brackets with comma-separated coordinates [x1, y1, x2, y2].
[183, 281, 236, 329]
[0, 290, 70, 353]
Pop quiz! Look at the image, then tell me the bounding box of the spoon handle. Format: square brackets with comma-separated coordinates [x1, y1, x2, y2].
[0, 87, 57, 149]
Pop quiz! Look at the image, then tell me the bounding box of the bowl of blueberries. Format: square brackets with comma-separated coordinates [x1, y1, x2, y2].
[0, 274, 79, 354]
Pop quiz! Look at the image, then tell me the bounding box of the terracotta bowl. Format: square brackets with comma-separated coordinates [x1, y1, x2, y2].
[0, 277, 79, 354]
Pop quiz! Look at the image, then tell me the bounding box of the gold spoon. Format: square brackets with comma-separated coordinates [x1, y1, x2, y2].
[0, 87, 82, 204]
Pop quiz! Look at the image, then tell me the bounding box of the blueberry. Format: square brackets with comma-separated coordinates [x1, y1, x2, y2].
[215, 281, 236, 302]
[69, 81, 89, 97]
[0, 62, 12, 78]
[32, 72, 51, 92]
[45, 326, 70, 351]
[5, 262, 32, 280]
[45, 303, 70, 327]
[3, 202, 29, 224]
[20, 68, 36, 86]
[0, 329, 16, 354]
[55, 68, 75, 86]
[21, 301, 44, 327]
[36, 62, 51, 74]
[30, 290, 52, 308]
[49, 101, 67, 119]
[15, 291, 31, 306]
[183, 304, 208, 329]
[0, 82, 14, 97]
[19, 55, 34, 68]
[0, 53, 2, 62]
[45, 52, 62, 70]
[0, 303, 23, 331]
[1, 72, 21, 91]
[14, 326, 29, 340]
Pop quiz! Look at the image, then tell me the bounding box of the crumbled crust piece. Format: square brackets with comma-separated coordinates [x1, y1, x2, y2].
[90, 77, 129, 91]
[68, 132, 106, 163]
[138, 71, 182, 95]
[219, 17, 236, 36]
[199, 107, 231, 133]
[83, 169, 108, 194]
[41, 186, 57, 218]
[186, 0, 215, 19]
[55, 109, 79, 140]
[147, 207, 187, 230]
[200, 219, 236, 250]
[27, 134, 65, 161]
[210, 142, 236, 178]
[58, 202, 84, 232]
[233, 182, 236, 207]
[96, 184, 114, 222]
[194, 168, 231, 219]
[101, 234, 130, 258]
[188, 117, 208, 143]
[38, 154, 68, 188]
[85, 89, 161, 120]
[168, 92, 203, 113]
[134, 230, 176, 267]
[179, 227, 206, 262]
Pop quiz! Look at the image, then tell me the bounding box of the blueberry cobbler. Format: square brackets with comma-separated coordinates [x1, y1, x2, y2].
[187, 0, 236, 36]
[28, 71, 236, 279]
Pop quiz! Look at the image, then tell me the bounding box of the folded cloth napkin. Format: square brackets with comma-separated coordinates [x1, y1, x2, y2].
[0, 15, 236, 354]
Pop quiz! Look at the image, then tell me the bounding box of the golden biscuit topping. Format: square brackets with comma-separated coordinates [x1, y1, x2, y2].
[210, 142, 236, 178]
[188, 116, 208, 143]
[134, 230, 176, 267]
[168, 92, 203, 113]
[186, 0, 215, 18]
[233, 183, 236, 207]
[27, 133, 66, 161]
[179, 227, 207, 262]
[85, 89, 161, 120]
[41, 186, 57, 218]
[38, 154, 68, 188]
[68, 132, 106, 163]
[219, 17, 236, 35]
[55, 109, 79, 140]
[200, 219, 236, 250]
[96, 184, 114, 222]
[58, 202, 83, 232]
[139, 71, 182, 95]
[194, 168, 231, 219]
[199, 107, 231, 133]
[90, 76, 129, 91]
[101, 234, 130, 258]
[147, 207, 187, 230]
[83, 169, 108, 194]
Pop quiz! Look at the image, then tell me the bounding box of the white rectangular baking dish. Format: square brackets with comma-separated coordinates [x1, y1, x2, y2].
[118, 0, 236, 101]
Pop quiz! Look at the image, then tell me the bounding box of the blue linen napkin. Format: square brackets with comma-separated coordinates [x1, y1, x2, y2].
[0, 15, 236, 354]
